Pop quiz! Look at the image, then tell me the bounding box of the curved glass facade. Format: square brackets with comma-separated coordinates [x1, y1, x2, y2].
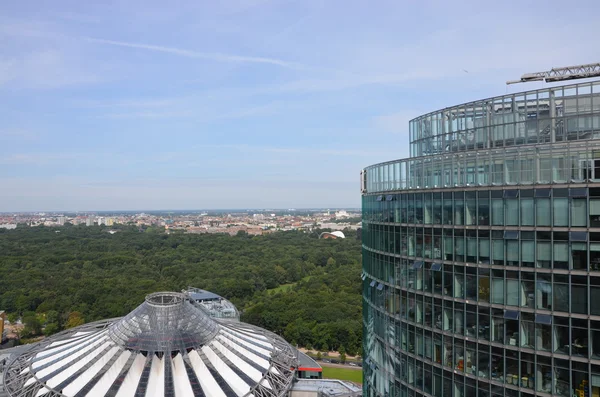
[362, 80, 600, 397]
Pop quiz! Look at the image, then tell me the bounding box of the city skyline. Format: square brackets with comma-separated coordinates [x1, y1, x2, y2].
[2, 0, 600, 211]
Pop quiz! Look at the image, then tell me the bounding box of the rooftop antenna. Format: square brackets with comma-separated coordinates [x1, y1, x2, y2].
[506, 62, 600, 85]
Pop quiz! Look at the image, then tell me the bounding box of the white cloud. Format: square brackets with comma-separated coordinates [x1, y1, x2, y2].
[86, 37, 300, 69]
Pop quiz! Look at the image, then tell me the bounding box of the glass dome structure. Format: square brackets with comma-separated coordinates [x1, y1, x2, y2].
[2, 292, 297, 397]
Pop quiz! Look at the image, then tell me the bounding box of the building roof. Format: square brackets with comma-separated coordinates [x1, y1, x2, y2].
[2, 292, 297, 397]
[296, 351, 321, 371]
[185, 287, 240, 321]
[290, 379, 361, 397]
[318, 231, 345, 239]
[186, 288, 222, 301]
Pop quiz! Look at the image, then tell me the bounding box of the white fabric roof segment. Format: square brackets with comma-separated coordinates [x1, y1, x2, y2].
[171, 354, 194, 397]
[37, 331, 105, 357]
[225, 329, 272, 350]
[219, 330, 271, 357]
[73, 331, 94, 337]
[187, 350, 227, 397]
[85, 350, 132, 397]
[35, 336, 108, 377]
[45, 341, 112, 390]
[115, 353, 146, 397]
[32, 335, 106, 370]
[145, 355, 164, 397]
[34, 386, 51, 397]
[216, 334, 269, 370]
[61, 346, 121, 397]
[232, 327, 269, 341]
[24, 377, 37, 387]
[202, 345, 249, 397]
[210, 340, 263, 384]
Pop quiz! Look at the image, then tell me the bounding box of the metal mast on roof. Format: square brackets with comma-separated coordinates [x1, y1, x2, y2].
[506, 62, 600, 85]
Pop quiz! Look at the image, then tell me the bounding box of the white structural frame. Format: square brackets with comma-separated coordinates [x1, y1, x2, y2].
[507, 62, 600, 84]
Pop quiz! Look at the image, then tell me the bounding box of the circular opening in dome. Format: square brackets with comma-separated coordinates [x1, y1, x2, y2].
[145, 292, 185, 306]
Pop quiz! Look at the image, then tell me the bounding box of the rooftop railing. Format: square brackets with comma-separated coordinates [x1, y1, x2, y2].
[363, 140, 600, 194]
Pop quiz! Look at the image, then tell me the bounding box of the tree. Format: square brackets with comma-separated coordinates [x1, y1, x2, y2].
[316, 351, 322, 360]
[44, 323, 60, 336]
[22, 314, 42, 337]
[339, 346, 347, 363]
[65, 312, 85, 329]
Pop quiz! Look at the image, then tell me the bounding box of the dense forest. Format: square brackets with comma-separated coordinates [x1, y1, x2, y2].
[0, 225, 362, 354]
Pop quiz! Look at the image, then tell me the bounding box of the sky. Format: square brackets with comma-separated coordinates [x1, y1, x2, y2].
[1, 0, 599, 211]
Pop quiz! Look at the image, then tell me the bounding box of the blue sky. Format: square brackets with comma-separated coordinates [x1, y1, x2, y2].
[1, 0, 599, 211]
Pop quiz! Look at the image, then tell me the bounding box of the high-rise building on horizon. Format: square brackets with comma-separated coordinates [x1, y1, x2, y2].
[361, 70, 600, 397]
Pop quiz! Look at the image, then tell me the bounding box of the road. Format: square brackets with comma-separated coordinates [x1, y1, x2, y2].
[319, 361, 362, 370]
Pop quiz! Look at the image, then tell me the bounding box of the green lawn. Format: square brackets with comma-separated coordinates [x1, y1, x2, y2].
[322, 366, 363, 383]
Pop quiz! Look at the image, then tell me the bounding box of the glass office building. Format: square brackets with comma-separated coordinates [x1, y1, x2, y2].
[361, 80, 600, 397]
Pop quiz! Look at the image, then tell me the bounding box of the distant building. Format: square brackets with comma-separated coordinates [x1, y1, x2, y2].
[0, 224, 16, 230]
[319, 231, 345, 239]
[185, 287, 240, 321]
[85, 217, 94, 226]
[335, 210, 349, 218]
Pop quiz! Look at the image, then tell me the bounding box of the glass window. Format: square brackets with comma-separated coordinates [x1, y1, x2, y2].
[553, 317, 570, 355]
[571, 198, 587, 227]
[506, 273, 519, 306]
[478, 268, 490, 303]
[521, 240, 534, 267]
[478, 191, 489, 225]
[506, 198, 520, 224]
[571, 276, 587, 315]
[520, 198, 534, 226]
[465, 192, 477, 226]
[571, 242, 587, 270]
[536, 198, 551, 226]
[553, 275, 569, 312]
[491, 199, 503, 225]
[570, 231, 588, 241]
[536, 275, 552, 310]
[491, 270, 504, 304]
[553, 197, 569, 226]
[553, 242, 569, 269]
[590, 199, 600, 227]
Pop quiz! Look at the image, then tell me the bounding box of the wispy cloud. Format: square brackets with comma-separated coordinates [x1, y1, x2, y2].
[86, 37, 300, 69]
[373, 110, 420, 134]
[0, 153, 85, 165]
[0, 49, 102, 89]
[0, 129, 41, 143]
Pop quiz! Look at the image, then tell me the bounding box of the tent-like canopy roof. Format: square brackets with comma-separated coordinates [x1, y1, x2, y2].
[3, 292, 296, 397]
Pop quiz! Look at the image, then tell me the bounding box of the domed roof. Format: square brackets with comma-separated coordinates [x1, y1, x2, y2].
[319, 231, 345, 239]
[3, 292, 297, 397]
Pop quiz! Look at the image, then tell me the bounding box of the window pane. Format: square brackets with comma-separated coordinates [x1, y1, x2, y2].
[522, 241, 534, 263]
[505, 199, 519, 226]
[536, 198, 551, 226]
[571, 199, 587, 226]
[491, 200, 503, 225]
[521, 198, 534, 226]
[553, 198, 568, 226]
[492, 240, 504, 260]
